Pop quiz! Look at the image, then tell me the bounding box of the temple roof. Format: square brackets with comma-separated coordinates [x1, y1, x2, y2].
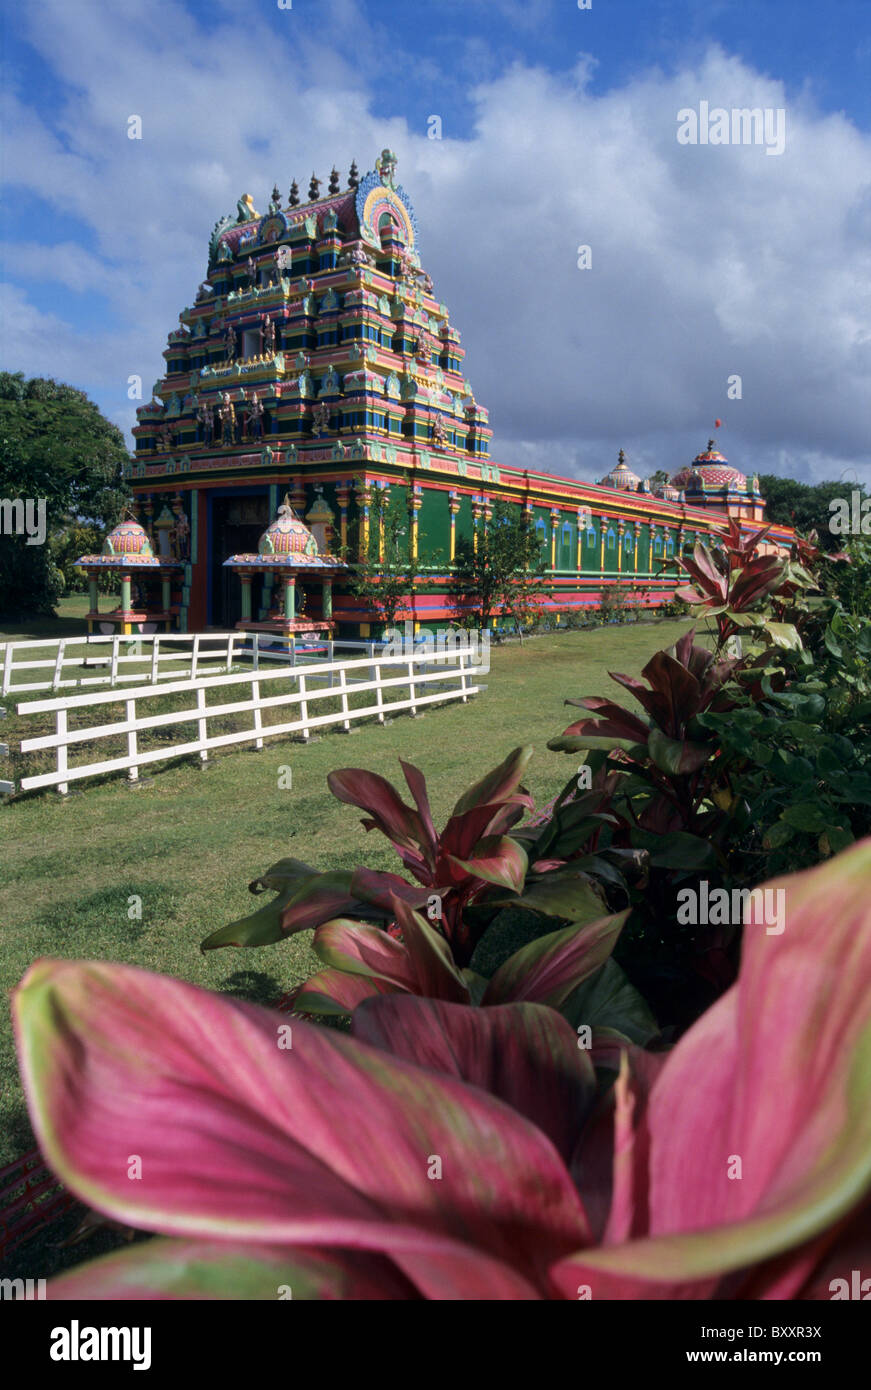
[224, 498, 347, 571]
[598, 449, 642, 491]
[76, 518, 179, 569]
[672, 439, 747, 492]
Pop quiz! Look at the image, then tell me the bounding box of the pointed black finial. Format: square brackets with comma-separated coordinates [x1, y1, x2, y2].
[348, 159, 359, 189]
[618, 448, 626, 465]
[289, 180, 300, 207]
[270, 184, 281, 211]
[308, 173, 321, 201]
[328, 166, 340, 194]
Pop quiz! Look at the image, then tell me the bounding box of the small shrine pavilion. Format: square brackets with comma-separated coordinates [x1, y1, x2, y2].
[75, 517, 183, 635]
[223, 495, 347, 646]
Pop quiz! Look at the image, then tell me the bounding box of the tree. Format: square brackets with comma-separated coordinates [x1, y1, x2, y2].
[0, 373, 129, 617]
[349, 483, 422, 632]
[648, 469, 670, 488]
[758, 474, 867, 554]
[451, 499, 548, 638]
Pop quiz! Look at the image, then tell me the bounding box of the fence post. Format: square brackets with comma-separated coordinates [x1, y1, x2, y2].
[252, 678, 263, 749]
[196, 684, 208, 761]
[2, 644, 12, 697]
[191, 634, 200, 681]
[56, 709, 68, 796]
[368, 641, 377, 688]
[408, 658, 417, 716]
[150, 637, 161, 685]
[327, 640, 334, 688]
[110, 636, 120, 688]
[52, 640, 66, 692]
[374, 657, 385, 724]
[252, 637, 260, 671]
[298, 673, 310, 741]
[226, 632, 235, 672]
[338, 666, 351, 731]
[459, 648, 469, 703]
[126, 698, 139, 782]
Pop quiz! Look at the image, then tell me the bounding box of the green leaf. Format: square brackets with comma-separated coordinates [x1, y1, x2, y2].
[764, 622, 802, 650]
[823, 825, 855, 854]
[763, 820, 795, 850]
[508, 868, 610, 923]
[200, 891, 293, 950]
[638, 832, 719, 871]
[648, 727, 713, 775]
[781, 803, 829, 833]
[560, 958, 659, 1046]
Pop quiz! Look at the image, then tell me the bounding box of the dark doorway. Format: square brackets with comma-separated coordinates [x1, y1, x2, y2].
[210, 493, 270, 628]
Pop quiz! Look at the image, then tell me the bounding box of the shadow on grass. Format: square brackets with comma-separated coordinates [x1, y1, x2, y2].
[217, 968, 284, 1007]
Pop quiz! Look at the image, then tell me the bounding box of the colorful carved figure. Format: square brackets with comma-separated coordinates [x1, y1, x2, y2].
[246, 391, 264, 441]
[262, 315, 276, 355]
[223, 325, 236, 363]
[431, 414, 448, 447]
[311, 400, 330, 436]
[171, 509, 190, 561]
[376, 148, 398, 188]
[218, 391, 236, 443]
[236, 194, 258, 222]
[198, 401, 214, 444]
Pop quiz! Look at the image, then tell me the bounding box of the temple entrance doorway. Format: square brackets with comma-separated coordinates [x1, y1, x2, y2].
[209, 492, 269, 628]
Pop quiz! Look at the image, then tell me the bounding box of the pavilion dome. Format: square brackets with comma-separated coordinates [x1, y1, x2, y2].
[258, 503, 319, 559]
[102, 519, 155, 559]
[671, 439, 746, 492]
[599, 449, 642, 491]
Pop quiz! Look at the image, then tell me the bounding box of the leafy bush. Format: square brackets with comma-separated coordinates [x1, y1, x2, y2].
[14, 841, 871, 1298]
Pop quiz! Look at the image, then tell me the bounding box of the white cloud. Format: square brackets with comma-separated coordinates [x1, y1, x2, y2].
[1, 3, 869, 487]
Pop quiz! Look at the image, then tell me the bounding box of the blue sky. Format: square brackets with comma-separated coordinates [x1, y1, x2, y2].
[1, 0, 869, 489]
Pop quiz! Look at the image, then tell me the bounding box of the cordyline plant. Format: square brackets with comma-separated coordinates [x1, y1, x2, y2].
[13, 841, 871, 1299]
[202, 746, 612, 972]
[293, 893, 629, 1019]
[674, 518, 819, 657]
[549, 627, 740, 848]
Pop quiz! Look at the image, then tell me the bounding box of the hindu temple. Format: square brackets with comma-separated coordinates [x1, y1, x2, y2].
[126, 150, 794, 634]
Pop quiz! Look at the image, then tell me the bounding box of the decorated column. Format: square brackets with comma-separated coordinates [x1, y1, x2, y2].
[356, 481, 372, 559]
[336, 481, 351, 551]
[240, 573, 253, 621]
[448, 492, 460, 561]
[409, 484, 423, 561]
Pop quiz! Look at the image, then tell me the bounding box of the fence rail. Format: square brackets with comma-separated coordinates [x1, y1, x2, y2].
[12, 646, 485, 795]
[0, 632, 392, 699]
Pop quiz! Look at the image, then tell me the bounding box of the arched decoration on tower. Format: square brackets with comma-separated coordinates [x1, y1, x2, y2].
[257, 212, 289, 246]
[356, 168, 419, 253]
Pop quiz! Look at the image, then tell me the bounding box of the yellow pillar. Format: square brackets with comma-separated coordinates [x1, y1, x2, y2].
[600, 517, 607, 571]
[633, 529, 639, 572]
[356, 484, 371, 559]
[449, 496, 459, 561]
[550, 515, 558, 570]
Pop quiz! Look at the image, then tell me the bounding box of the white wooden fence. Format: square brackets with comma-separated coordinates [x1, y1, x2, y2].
[0, 632, 387, 699]
[12, 646, 486, 795]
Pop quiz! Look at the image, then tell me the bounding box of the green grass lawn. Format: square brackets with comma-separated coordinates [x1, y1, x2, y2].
[0, 609, 694, 1277]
